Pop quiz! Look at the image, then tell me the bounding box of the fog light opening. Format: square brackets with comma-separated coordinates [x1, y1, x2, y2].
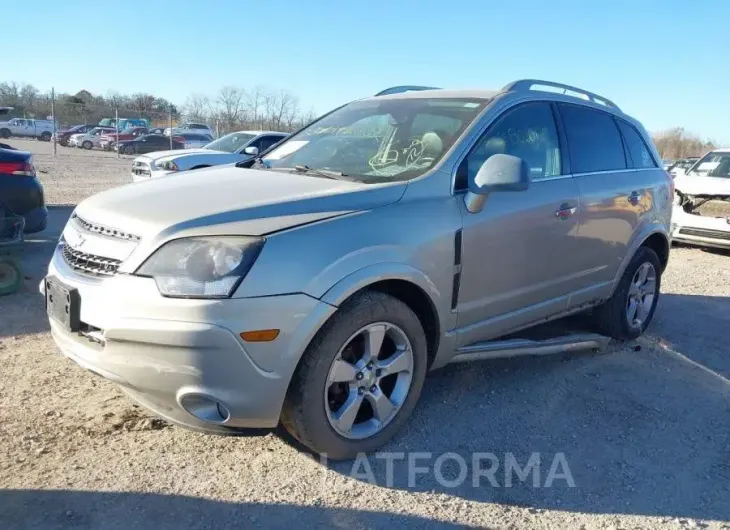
[180, 394, 231, 424]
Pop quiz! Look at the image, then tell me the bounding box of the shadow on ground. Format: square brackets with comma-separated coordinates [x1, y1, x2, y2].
[294, 293, 730, 522]
[0, 489, 482, 530]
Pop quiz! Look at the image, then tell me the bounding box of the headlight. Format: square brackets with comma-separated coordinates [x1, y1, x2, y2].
[159, 161, 179, 171]
[136, 236, 264, 298]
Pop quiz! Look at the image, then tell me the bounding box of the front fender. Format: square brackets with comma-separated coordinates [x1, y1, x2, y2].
[320, 262, 443, 309]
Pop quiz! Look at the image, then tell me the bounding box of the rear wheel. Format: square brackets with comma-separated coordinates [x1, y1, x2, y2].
[39, 132, 51, 142]
[0, 129, 10, 139]
[123, 145, 136, 155]
[82, 140, 93, 150]
[0, 258, 22, 295]
[592, 246, 661, 340]
[281, 291, 428, 459]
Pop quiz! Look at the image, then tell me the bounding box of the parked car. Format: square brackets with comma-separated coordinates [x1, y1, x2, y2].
[0, 118, 56, 141]
[0, 146, 47, 233]
[116, 134, 184, 155]
[44, 80, 671, 459]
[174, 132, 214, 149]
[99, 127, 149, 150]
[99, 118, 150, 130]
[131, 130, 286, 182]
[69, 127, 116, 149]
[54, 125, 95, 147]
[164, 123, 214, 138]
[672, 148, 730, 249]
[667, 156, 700, 177]
[148, 127, 166, 135]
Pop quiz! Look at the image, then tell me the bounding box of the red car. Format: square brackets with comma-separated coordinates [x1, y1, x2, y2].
[99, 127, 149, 150]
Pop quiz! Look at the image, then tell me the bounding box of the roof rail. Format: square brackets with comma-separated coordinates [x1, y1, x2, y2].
[502, 79, 620, 111]
[374, 85, 440, 97]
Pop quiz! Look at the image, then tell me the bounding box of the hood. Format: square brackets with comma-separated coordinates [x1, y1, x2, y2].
[675, 174, 730, 197]
[75, 166, 406, 240]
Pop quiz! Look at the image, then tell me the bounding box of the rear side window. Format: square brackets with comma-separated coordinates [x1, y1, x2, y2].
[559, 104, 626, 173]
[617, 120, 656, 169]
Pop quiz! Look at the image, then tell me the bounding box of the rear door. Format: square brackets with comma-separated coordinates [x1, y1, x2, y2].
[455, 101, 582, 344]
[557, 104, 656, 303]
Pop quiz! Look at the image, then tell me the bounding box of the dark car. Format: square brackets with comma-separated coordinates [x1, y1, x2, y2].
[0, 146, 47, 233]
[55, 124, 95, 147]
[116, 134, 184, 155]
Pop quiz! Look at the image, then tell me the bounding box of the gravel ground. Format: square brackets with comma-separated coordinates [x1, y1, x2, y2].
[1, 139, 729, 529]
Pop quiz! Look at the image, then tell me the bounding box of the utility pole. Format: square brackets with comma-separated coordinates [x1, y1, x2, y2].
[169, 105, 173, 150]
[51, 88, 57, 157]
[115, 107, 120, 158]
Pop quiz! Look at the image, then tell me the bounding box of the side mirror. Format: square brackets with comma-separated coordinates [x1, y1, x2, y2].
[465, 154, 530, 214]
[243, 146, 259, 156]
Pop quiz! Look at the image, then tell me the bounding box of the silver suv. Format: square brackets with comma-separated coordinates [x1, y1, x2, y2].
[44, 80, 672, 459]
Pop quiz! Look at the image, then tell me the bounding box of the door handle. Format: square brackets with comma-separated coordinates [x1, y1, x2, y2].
[555, 203, 578, 220]
[627, 191, 643, 205]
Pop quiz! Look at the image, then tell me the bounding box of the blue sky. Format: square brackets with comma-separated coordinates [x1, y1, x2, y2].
[5, 0, 729, 142]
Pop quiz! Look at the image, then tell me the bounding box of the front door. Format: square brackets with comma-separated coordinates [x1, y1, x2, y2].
[454, 101, 581, 346]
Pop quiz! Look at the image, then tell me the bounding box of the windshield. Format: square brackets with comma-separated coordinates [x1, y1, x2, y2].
[204, 132, 256, 152]
[262, 98, 486, 182]
[687, 152, 730, 178]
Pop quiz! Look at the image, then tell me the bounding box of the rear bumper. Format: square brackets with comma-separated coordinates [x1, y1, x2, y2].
[44, 244, 337, 431]
[0, 177, 46, 232]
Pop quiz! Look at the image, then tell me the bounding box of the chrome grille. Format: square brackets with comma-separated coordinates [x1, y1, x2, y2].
[73, 214, 140, 242]
[132, 161, 151, 177]
[62, 244, 122, 277]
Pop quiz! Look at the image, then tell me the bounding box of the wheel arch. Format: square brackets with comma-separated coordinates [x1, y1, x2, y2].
[319, 265, 445, 369]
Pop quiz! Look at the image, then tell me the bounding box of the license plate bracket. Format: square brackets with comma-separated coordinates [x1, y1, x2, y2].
[46, 276, 81, 332]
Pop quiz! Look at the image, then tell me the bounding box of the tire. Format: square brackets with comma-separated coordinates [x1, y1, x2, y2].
[281, 291, 428, 460]
[82, 140, 93, 150]
[592, 246, 661, 340]
[0, 258, 23, 295]
[0, 129, 10, 139]
[123, 145, 136, 155]
[40, 132, 51, 142]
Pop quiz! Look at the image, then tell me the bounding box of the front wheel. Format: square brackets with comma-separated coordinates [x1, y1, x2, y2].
[123, 145, 136, 155]
[592, 247, 661, 340]
[82, 140, 93, 150]
[0, 129, 10, 139]
[281, 291, 428, 459]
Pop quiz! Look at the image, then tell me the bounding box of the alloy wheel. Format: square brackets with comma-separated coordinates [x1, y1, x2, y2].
[324, 322, 414, 440]
[626, 262, 657, 328]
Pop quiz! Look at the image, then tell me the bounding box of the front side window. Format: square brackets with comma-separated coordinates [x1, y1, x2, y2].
[617, 120, 656, 169]
[457, 102, 561, 190]
[559, 104, 626, 173]
[262, 98, 487, 182]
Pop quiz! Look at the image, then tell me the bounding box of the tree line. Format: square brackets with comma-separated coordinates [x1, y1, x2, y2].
[0, 80, 719, 149]
[652, 128, 716, 160]
[0, 81, 316, 134]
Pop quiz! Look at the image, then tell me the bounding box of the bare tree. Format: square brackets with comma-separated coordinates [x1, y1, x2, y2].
[653, 128, 716, 159]
[19, 84, 39, 115]
[183, 93, 211, 122]
[244, 86, 265, 130]
[216, 86, 245, 129]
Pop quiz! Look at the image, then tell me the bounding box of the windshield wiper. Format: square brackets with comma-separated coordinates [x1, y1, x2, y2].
[293, 165, 347, 180]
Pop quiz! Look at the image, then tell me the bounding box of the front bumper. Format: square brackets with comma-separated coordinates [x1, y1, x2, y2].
[44, 243, 336, 432]
[672, 208, 730, 249]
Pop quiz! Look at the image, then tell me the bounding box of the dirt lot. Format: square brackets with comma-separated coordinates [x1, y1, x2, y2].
[1, 139, 729, 529]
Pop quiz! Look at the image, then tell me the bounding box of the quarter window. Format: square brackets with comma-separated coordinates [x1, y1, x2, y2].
[458, 102, 561, 189]
[559, 104, 626, 173]
[617, 120, 657, 169]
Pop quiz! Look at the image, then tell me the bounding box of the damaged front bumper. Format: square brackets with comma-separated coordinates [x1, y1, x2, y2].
[672, 191, 730, 249]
